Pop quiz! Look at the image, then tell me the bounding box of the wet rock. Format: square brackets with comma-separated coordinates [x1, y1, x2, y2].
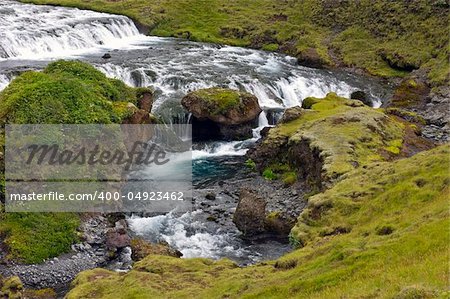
[350, 90, 372, 107]
[205, 192, 216, 200]
[297, 48, 326, 69]
[182, 88, 262, 141]
[102, 53, 111, 59]
[280, 106, 303, 123]
[233, 189, 267, 235]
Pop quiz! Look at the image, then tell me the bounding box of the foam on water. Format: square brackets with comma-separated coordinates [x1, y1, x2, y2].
[0, 0, 145, 59]
[128, 212, 243, 259]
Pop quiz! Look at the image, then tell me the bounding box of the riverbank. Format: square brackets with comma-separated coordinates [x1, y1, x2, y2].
[19, 0, 449, 85]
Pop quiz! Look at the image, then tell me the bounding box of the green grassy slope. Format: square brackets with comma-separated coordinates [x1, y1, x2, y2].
[20, 0, 449, 84]
[67, 144, 450, 298]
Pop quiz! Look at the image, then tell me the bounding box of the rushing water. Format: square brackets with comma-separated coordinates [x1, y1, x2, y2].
[0, 0, 393, 264]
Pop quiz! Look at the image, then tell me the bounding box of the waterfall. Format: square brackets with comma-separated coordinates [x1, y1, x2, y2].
[0, 74, 12, 91]
[0, 0, 143, 59]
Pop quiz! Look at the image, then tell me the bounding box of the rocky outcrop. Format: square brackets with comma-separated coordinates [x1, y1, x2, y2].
[130, 239, 182, 261]
[280, 106, 303, 123]
[385, 71, 449, 143]
[350, 90, 372, 107]
[181, 88, 262, 141]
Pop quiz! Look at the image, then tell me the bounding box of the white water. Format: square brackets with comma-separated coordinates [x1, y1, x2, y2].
[0, 74, 11, 91]
[0, 0, 145, 60]
[128, 212, 244, 259]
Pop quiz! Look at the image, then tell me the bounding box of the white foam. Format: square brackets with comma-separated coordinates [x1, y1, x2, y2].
[0, 74, 12, 91]
[0, 0, 145, 60]
[128, 212, 240, 259]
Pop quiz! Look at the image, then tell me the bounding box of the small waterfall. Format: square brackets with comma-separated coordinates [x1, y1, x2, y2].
[0, 74, 12, 91]
[0, 0, 143, 59]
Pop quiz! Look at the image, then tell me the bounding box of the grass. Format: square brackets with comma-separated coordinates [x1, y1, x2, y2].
[66, 145, 450, 298]
[20, 0, 449, 85]
[0, 210, 80, 263]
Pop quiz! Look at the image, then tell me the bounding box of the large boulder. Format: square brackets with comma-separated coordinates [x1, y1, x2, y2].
[233, 189, 267, 236]
[182, 88, 262, 141]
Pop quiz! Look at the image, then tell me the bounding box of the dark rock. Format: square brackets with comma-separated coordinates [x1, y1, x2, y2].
[233, 189, 267, 235]
[280, 106, 303, 123]
[205, 192, 216, 200]
[102, 53, 111, 59]
[350, 91, 372, 107]
[297, 48, 326, 69]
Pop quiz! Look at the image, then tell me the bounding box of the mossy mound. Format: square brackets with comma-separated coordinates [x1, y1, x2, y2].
[0, 60, 150, 124]
[181, 88, 261, 124]
[250, 93, 431, 187]
[66, 145, 450, 298]
[181, 88, 261, 140]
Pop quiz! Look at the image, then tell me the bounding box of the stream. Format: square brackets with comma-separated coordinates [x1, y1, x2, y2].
[0, 0, 393, 267]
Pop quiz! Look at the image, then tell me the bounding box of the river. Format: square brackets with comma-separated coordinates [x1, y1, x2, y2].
[0, 0, 392, 265]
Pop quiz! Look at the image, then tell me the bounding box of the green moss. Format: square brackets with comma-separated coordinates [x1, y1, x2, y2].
[66, 146, 450, 299]
[267, 93, 407, 181]
[191, 88, 243, 115]
[245, 159, 256, 170]
[301, 96, 321, 109]
[0, 60, 141, 124]
[0, 210, 80, 263]
[262, 168, 277, 180]
[282, 171, 297, 186]
[0, 60, 144, 264]
[262, 43, 279, 52]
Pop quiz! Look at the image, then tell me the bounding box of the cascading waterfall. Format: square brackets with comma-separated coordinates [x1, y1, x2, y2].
[0, 0, 143, 59]
[0, 74, 12, 91]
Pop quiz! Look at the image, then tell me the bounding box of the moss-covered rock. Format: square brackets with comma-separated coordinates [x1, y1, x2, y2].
[0, 60, 152, 124]
[130, 239, 182, 261]
[249, 92, 432, 189]
[181, 88, 261, 140]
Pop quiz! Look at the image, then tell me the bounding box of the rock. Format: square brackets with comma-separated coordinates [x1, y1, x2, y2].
[136, 88, 154, 112]
[350, 91, 372, 107]
[182, 88, 262, 141]
[297, 48, 326, 69]
[233, 189, 267, 235]
[205, 192, 216, 200]
[280, 106, 303, 123]
[106, 230, 131, 250]
[301, 97, 321, 109]
[130, 239, 182, 261]
[102, 53, 111, 59]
